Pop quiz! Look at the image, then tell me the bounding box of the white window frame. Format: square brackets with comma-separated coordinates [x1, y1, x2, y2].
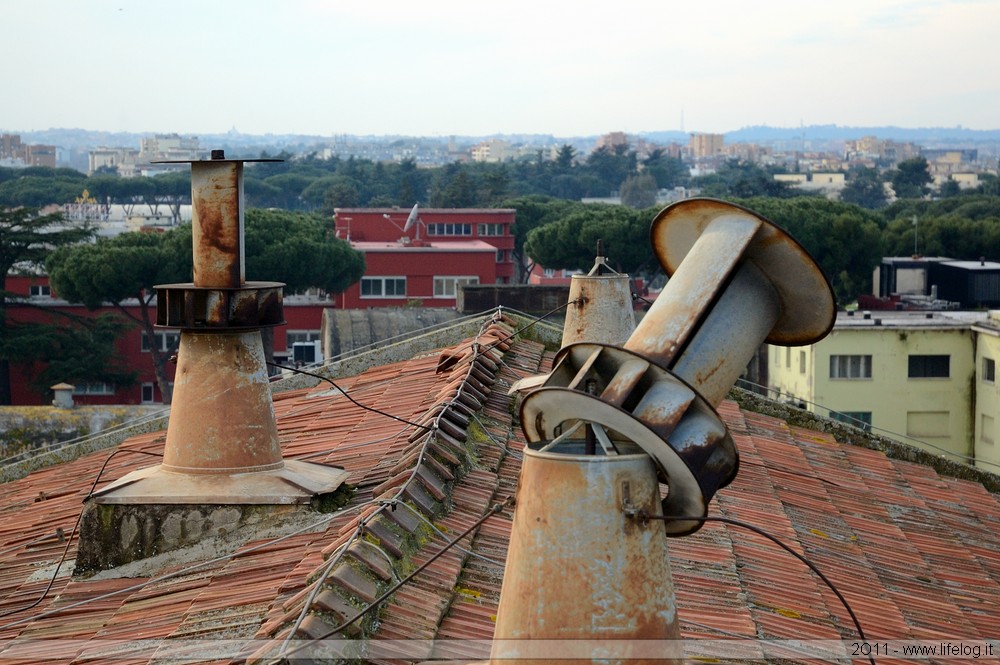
[141, 382, 156, 404]
[829, 354, 872, 379]
[478, 223, 506, 236]
[983, 357, 995, 383]
[72, 381, 116, 395]
[360, 276, 407, 299]
[141, 331, 180, 353]
[29, 284, 51, 297]
[426, 223, 472, 236]
[433, 276, 479, 298]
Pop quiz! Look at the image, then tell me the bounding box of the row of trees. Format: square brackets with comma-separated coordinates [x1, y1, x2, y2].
[4, 148, 1000, 403]
[7, 152, 996, 220]
[512, 194, 1000, 306]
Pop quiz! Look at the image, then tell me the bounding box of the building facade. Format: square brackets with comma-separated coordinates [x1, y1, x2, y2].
[972, 314, 1000, 469]
[768, 310, 988, 465]
[334, 207, 517, 284]
[332, 241, 498, 309]
[688, 133, 725, 158]
[5, 275, 329, 405]
[0, 134, 57, 168]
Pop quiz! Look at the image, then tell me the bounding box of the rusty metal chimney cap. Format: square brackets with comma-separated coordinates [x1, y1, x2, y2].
[650, 197, 836, 345]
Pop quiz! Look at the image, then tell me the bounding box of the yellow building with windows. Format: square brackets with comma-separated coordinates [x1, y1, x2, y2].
[767, 310, 990, 466]
[973, 314, 1000, 469]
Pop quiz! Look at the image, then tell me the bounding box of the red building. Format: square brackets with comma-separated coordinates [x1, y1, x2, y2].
[5, 275, 329, 406]
[333, 241, 497, 309]
[526, 264, 583, 286]
[334, 207, 517, 285]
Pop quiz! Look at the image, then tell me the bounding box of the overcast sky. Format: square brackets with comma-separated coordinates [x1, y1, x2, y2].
[4, 0, 998, 137]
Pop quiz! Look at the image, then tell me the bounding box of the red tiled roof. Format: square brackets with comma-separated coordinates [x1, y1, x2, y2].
[1, 312, 999, 664]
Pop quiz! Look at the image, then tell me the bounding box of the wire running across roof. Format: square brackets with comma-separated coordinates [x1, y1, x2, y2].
[0, 310, 999, 664]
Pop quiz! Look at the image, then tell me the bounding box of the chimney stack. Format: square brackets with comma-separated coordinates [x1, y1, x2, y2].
[560, 244, 636, 348]
[491, 199, 835, 663]
[76, 152, 348, 572]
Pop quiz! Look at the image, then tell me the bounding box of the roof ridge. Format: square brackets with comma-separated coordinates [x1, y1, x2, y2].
[247, 318, 523, 663]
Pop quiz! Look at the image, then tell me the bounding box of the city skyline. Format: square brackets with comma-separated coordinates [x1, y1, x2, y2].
[3, 0, 999, 138]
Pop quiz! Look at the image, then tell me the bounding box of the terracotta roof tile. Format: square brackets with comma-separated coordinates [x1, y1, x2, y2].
[2, 312, 1000, 664]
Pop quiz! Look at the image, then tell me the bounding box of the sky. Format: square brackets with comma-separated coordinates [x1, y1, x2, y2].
[3, 0, 999, 137]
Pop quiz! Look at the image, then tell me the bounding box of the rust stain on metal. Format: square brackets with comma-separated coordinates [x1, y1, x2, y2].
[162, 332, 282, 474]
[191, 163, 243, 289]
[490, 449, 682, 664]
[517, 198, 836, 536]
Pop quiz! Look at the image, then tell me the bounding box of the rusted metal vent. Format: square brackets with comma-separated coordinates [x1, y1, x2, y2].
[91, 151, 348, 504]
[561, 247, 636, 347]
[519, 198, 836, 535]
[156, 282, 284, 329]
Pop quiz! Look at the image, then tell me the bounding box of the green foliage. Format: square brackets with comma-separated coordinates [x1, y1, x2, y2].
[0, 207, 114, 403]
[242, 209, 366, 293]
[736, 197, 885, 303]
[691, 160, 795, 199]
[4, 314, 136, 396]
[47, 231, 190, 309]
[499, 196, 582, 280]
[890, 157, 933, 199]
[586, 145, 637, 196]
[0, 208, 93, 280]
[643, 149, 688, 189]
[619, 173, 658, 209]
[840, 167, 887, 209]
[882, 214, 1000, 259]
[523, 203, 654, 275]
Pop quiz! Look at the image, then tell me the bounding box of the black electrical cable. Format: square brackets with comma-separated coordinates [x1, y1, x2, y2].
[271, 497, 514, 664]
[476, 299, 582, 355]
[0, 448, 164, 621]
[267, 304, 562, 432]
[265, 361, 435, 432]
[641, 511, 876, 665]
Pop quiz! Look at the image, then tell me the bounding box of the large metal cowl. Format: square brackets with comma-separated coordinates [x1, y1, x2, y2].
[518, 198, 836, 535]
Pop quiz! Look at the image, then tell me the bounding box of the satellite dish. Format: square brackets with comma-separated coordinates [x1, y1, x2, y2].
[403, 203, 419, 233]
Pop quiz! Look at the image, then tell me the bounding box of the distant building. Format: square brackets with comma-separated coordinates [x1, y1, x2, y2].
[4, 274, 329, 405]
[773, 172, 846, 198]
[688, 132, 724, 158]
[768, 309, 991, 466]
[334, 207, 517, 284]
[872, 256, 1000, 309]
[139, 133, 203, 161]
[88, 146, 141, 176]
[333, 240, 498, 309]
[595, 131, 629, 152]
[87, 134, 204, 176]
[471, 139, 513, 163]
[526, 264, 583, 286]
[0, 133, 56, 168]
[843, 136, 919, 165]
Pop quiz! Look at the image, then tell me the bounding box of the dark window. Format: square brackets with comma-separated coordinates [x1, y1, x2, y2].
[908, 354, 950, 378]
[984, 357, 996, 383]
